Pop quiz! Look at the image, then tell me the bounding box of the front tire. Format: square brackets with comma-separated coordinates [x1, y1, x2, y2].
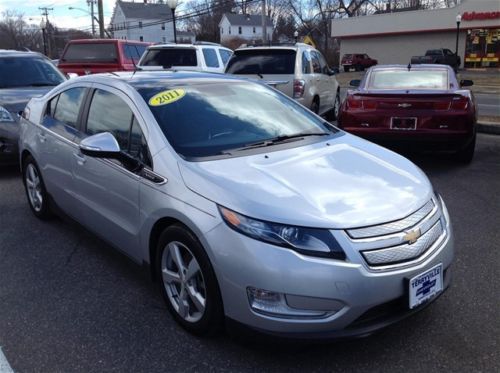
[156, 224, 223, 335]
[23, 156, 52, 219]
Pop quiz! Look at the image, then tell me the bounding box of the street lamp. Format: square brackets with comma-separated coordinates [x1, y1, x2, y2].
[40, 19, 47, 56]
[455, 14, 462, 63]
[166, 0, 178, 43]
[294, 30, 299, 43]
[68, 6, 96, 37]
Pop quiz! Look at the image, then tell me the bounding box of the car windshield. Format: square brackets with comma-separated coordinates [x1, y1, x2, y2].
[226, 49, 296, 75]
[136, 81, 334, 159]
[140, 48, 197, 67]
[0, 56, 65, 88]
[62, 43, 118, 62]
[367, 70, 449, 90]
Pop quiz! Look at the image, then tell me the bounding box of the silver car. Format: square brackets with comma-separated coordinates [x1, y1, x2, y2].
[19, 71, 453, 338]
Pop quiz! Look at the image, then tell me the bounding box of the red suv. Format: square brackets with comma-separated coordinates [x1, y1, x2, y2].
[341, 53, 378, 72]
[58, 39, 151, 76]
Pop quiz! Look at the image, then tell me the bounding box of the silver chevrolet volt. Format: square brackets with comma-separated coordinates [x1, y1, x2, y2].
[19, 71, 454, 338]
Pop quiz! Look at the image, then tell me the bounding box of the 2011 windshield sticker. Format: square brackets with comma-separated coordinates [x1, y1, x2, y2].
[149, 89, 186, 106]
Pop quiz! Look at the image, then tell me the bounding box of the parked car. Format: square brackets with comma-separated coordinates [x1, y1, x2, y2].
[20, 71, 453, 338]
[226, 43, 341, 120]
[338, 64, 476, 162]
[0, 50, 65, 165]
[411, 49, 461, 70]
[341, 53, 378, 72]
[58, 39, 151, 76]
[138, 42, 233, 73]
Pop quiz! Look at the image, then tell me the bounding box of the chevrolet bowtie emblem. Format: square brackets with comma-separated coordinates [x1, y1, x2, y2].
[398, 103, 412, 108]
[404, 228, 421, 244]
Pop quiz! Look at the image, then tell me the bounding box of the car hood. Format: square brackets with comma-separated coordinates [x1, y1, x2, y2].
[178, 133, 433, 229]
[0, 87, 52, 114]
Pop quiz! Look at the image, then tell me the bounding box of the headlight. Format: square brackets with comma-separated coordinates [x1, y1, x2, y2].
[0, 106, 14, 122]
[218, 206, 345, 260]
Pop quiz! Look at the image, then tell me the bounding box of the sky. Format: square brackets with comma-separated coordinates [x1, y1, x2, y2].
[0, 0, 117, 32]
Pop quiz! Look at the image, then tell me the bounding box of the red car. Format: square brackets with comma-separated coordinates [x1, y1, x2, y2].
[341, 53, 378, 72]
[58, 39, 151, 76]
[338, 64, 476, 162]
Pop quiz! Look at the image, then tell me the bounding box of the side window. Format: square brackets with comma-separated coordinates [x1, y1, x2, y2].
[219, 49, 232, 66]
[129, 117, 151, 166]
[202, 48, 220, 68]
[311, 51, 321, 73]
[86, 89, 133, 150]
[46, 95, 59, 117]
[302, 51, 312, 74]
[316, 52, 329, 75]
[53, 87, 86, 128]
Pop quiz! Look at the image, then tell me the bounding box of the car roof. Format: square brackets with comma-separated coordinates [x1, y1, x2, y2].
[235, 43, 314, 52]
[0, 49, 47, 58]
[370, 64, 452, 71]
[147, 43, 229, 50]
[65, 39, 150, 45]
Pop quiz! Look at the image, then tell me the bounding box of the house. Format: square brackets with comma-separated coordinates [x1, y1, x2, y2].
[110, 0, 174, 43]
[219, 13, 274, 44]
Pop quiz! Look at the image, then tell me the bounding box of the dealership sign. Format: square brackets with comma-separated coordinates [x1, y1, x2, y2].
[462, 11, 500, 21]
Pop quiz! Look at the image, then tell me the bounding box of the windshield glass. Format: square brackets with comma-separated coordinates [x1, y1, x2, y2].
[368, 70, 449, 90]
[140, 48, 197, 67]
[0, 56, 65, 88]
[136, 81, 334, 159]
[62, 43, 117, 62]
[226, 49, 296, 75]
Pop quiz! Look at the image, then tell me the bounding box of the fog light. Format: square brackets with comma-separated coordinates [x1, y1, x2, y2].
[247, 287, 334, 319]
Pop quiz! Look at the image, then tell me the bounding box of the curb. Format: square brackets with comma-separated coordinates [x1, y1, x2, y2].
[477, 122, 500, 135]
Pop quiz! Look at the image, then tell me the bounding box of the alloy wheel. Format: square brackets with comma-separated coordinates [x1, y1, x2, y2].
[25, 163, 43, 212]
[161, 241, 206, 323]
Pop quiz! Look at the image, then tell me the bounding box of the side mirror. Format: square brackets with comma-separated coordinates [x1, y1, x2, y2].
[66, 72, 78, 80]
[460, 79, 473, 87]
[349, 79, 361, 87]
[80, 132, 121, 158]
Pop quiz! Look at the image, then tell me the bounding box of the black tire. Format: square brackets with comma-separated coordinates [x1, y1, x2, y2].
[456, 134, 476, 163]
[310, 97, 320, 114]
[156, 224, 224, 336]
[23, 156, 52, 219]
[355, 64, 362, 71]
[343, 66, 349, 72]
[326, 92, 341, 122]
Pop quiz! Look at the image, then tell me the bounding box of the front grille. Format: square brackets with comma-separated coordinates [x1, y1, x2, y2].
[347, 199, 435, 239]
[361, 220, 444, 266]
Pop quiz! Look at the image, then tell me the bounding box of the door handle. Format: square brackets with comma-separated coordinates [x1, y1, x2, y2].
[73, 152, 86, 165]
[37, 132, 47, 143]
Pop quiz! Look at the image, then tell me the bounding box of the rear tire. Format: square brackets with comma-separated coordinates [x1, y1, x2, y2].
[310, 97, 320, 114]
[343, 66, 349, 72]
[456, 134, 476, 163]
[156, 224, 224, 336]
[326, 92, 341, 121]
[23, 156, 52, 220]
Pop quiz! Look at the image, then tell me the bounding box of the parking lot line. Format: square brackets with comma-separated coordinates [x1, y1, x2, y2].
[0, 348, 13, 373]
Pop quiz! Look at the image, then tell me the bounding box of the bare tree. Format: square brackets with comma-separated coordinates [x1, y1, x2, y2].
[0, 11, 42, 51]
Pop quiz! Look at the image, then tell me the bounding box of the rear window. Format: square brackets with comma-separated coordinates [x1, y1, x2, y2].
[62, 43, 118, 63]
[368, 70, 449, 90]
[139, 48, 197, 67]
[226, 49, 296, 75]
[426, 50, 443, 56]
[343, 54, 353, 59]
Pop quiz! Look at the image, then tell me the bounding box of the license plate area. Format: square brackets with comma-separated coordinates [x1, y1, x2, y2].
[391, 117, 417, 130]
[408, 263, 443, 309]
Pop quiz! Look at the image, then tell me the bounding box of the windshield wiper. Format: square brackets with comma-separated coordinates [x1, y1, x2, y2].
[224, 132, 330, 154]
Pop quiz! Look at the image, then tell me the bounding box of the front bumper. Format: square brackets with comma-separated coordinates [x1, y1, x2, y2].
[203, 202, 454, 338]
[0, 126, 19, 164]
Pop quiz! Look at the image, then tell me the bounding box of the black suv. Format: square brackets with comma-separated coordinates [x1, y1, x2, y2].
[0, 50, 65, 164]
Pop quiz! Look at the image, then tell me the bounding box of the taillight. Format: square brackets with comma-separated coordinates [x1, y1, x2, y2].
[450, 96, 469, 110]
[346, 95, 377, 110]
[433, 101, 451, 110]
[293, 79, 305, 98]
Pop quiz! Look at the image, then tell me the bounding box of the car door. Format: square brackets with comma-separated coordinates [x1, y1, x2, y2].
[38, 86, 88, 216]
[313, 51, 334, 114]
[71, 86, 151, 262]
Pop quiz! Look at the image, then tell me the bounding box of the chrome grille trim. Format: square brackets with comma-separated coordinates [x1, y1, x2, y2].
[347, 199, 435, 239]
[361, 220, 444, 266]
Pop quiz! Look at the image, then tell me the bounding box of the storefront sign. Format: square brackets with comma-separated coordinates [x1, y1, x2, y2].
[462, 11, 500, 21]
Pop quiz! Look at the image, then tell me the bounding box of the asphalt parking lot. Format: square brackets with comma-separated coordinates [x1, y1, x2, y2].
[0, 134, 499, 372]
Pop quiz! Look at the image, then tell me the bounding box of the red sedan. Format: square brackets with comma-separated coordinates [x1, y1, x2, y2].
[338, 64, 476, 162]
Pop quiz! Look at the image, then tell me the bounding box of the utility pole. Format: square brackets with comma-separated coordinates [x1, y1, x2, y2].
[261, 0, 267, 44]
[39, 7, 53, 57]
[88, 0, 96, 37]
[97, 0, 105, 38]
